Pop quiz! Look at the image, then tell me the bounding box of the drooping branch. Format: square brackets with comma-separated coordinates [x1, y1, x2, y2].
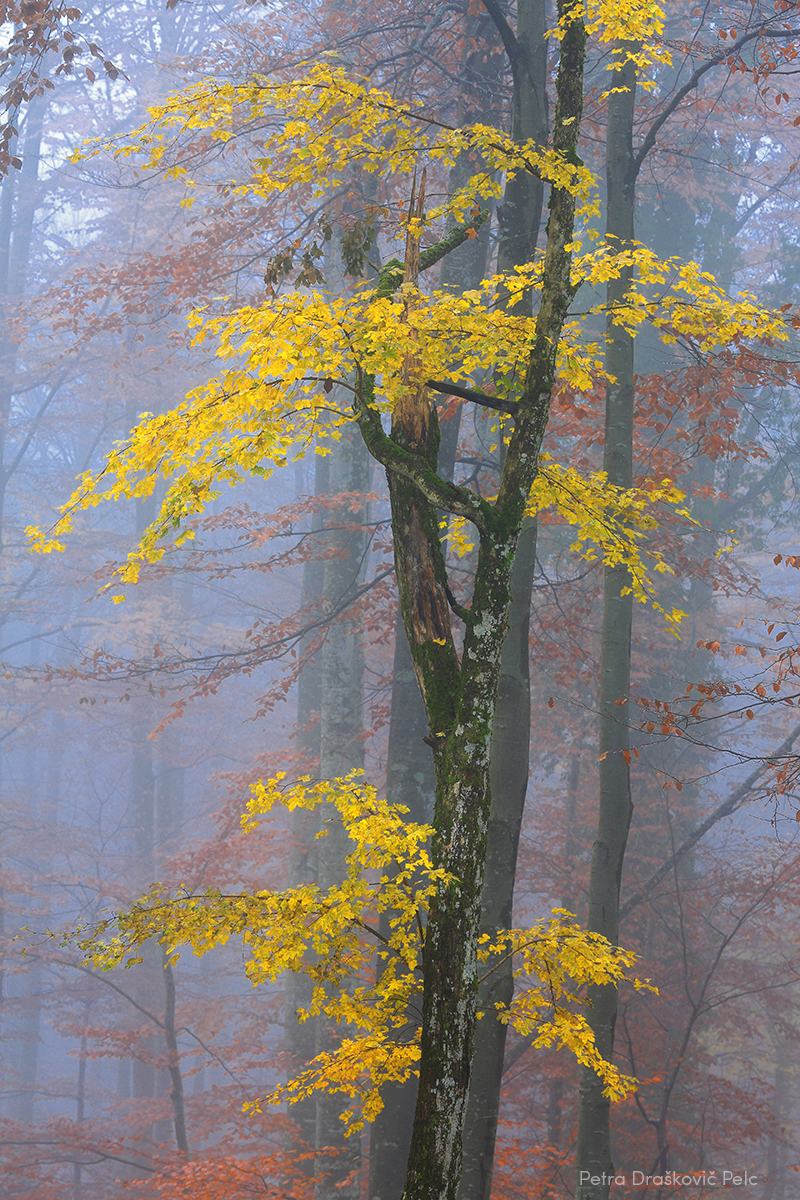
[0, 2, 123, 175]
[480, 0, 520, 70]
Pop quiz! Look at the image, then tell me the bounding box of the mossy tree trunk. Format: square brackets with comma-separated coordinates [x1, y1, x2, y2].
[456, 4, 547, 1196]
[369, 25, 500, 1197]
[368, 619, 436, 1200]
[353, 8, 588, 1197]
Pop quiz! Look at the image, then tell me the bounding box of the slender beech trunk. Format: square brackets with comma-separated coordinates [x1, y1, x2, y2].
[315, 424, 369, 1200]
[0, 96, 43, 543]
[369, 620, 436, 1200]
[130, 706, 158, 1127]
[73, 999, 90, 1200]
[0, 102, 44, 1028]
[353, 10, 587, 1197]
[14, 962, 41, 1124]
[456, 518, 537, 1200]
[544, 751, 583, 1148]
[456, 5, 547, 1196]
[286, 454, 329, 1170]
[119, 497, 160, 1169]
[485, 0, 547, 300]
[162, 951, 189, 1155]
[575, 52, 637, 1200]
[127, 703, 160, 1165]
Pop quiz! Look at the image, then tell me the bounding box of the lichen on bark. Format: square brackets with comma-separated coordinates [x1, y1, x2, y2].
[349, 6, 590, 1199]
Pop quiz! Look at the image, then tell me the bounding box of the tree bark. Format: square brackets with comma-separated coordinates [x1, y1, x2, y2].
[162, 951, 189, 1155]
[286, 453, 329, 1171]
[485, 0, 548, 305]
[368, 619, 436, 1200]
[456, 4, 547, 1196]
[370, 33, 501, 1194]
[351, 10, 588, 1198]
[316, 424, 369, 1200]
[456, 518, 537, 1200]
[575, 49, 637, 1200]
[0, 100, 44, 1027]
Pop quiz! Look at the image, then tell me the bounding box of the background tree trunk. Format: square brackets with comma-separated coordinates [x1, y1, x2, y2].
[575, 50, 637, 1200]
[285, 453, 329, 1172]
[368, 620, 435, 1200]
[457, 7, 547, 1197]
[315, 424, 369, 1200]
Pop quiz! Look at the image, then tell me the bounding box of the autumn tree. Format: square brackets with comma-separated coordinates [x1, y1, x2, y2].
[22, 4, 798, 1200]
[30, 7, 596, 1193]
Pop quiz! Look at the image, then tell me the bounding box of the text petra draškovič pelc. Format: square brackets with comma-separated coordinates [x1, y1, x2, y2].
[578, 1172, 759, 1189]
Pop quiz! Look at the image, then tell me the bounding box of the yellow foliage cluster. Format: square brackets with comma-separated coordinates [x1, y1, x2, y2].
[551, 0, 672, 86]
[30, 50, 787, 626]
[26, 237, 786, 613]
[577, 242, 790, 351]
[71, 60, 596, 225]
[72, 772, 647, 1130]
[446, 460, 697, 635]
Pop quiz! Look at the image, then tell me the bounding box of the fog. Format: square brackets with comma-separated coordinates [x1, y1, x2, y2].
[1, 2, 799, 1198]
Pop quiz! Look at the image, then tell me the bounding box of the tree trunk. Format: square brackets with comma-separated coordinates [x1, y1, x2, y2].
[0, 99, 45, 1031]
[456, 4, 547, 1195]
[351, 12, 589, 1199]
[128, 704, 159, 1161]
[121, 497, 161, 1166]
[487, 0, 548, 304]
[286, 453, 329, 1171]
[370, 28, 501, 1192]
[368, 619, 436, 1200]
[73, 1000, 90, 1200]
[162, 952, 189, 1155]
[0, 95, 43, 542]
[575, 50, 637, 1200]
[456, 518, 537, 1200]
[315, 424, 369, 1200]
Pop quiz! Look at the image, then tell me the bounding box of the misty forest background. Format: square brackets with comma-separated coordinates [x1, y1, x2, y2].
[2, 0, 800, 1197]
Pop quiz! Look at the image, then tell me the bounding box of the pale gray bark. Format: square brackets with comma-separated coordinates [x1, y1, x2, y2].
[162, 952, 189, 1155]
[575, 52, 636, 1200]
[457, 518, 536, 1200]
[0, 96, 43, 542]
[285, 454, 329, 1168]
[764, 1039, 791, 1200]
[156, 724, 185, 856]
[122, 498, 174, 1159]
[128, 705, 158, 1154]
[368, 621, 435, 1200]
[11, 962, 41, 1124]
[0, 101, 45, 1031]
[485, 0, 548, 299]
[72, 999, 90, 1200]
[315, 424, 370, 1200]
